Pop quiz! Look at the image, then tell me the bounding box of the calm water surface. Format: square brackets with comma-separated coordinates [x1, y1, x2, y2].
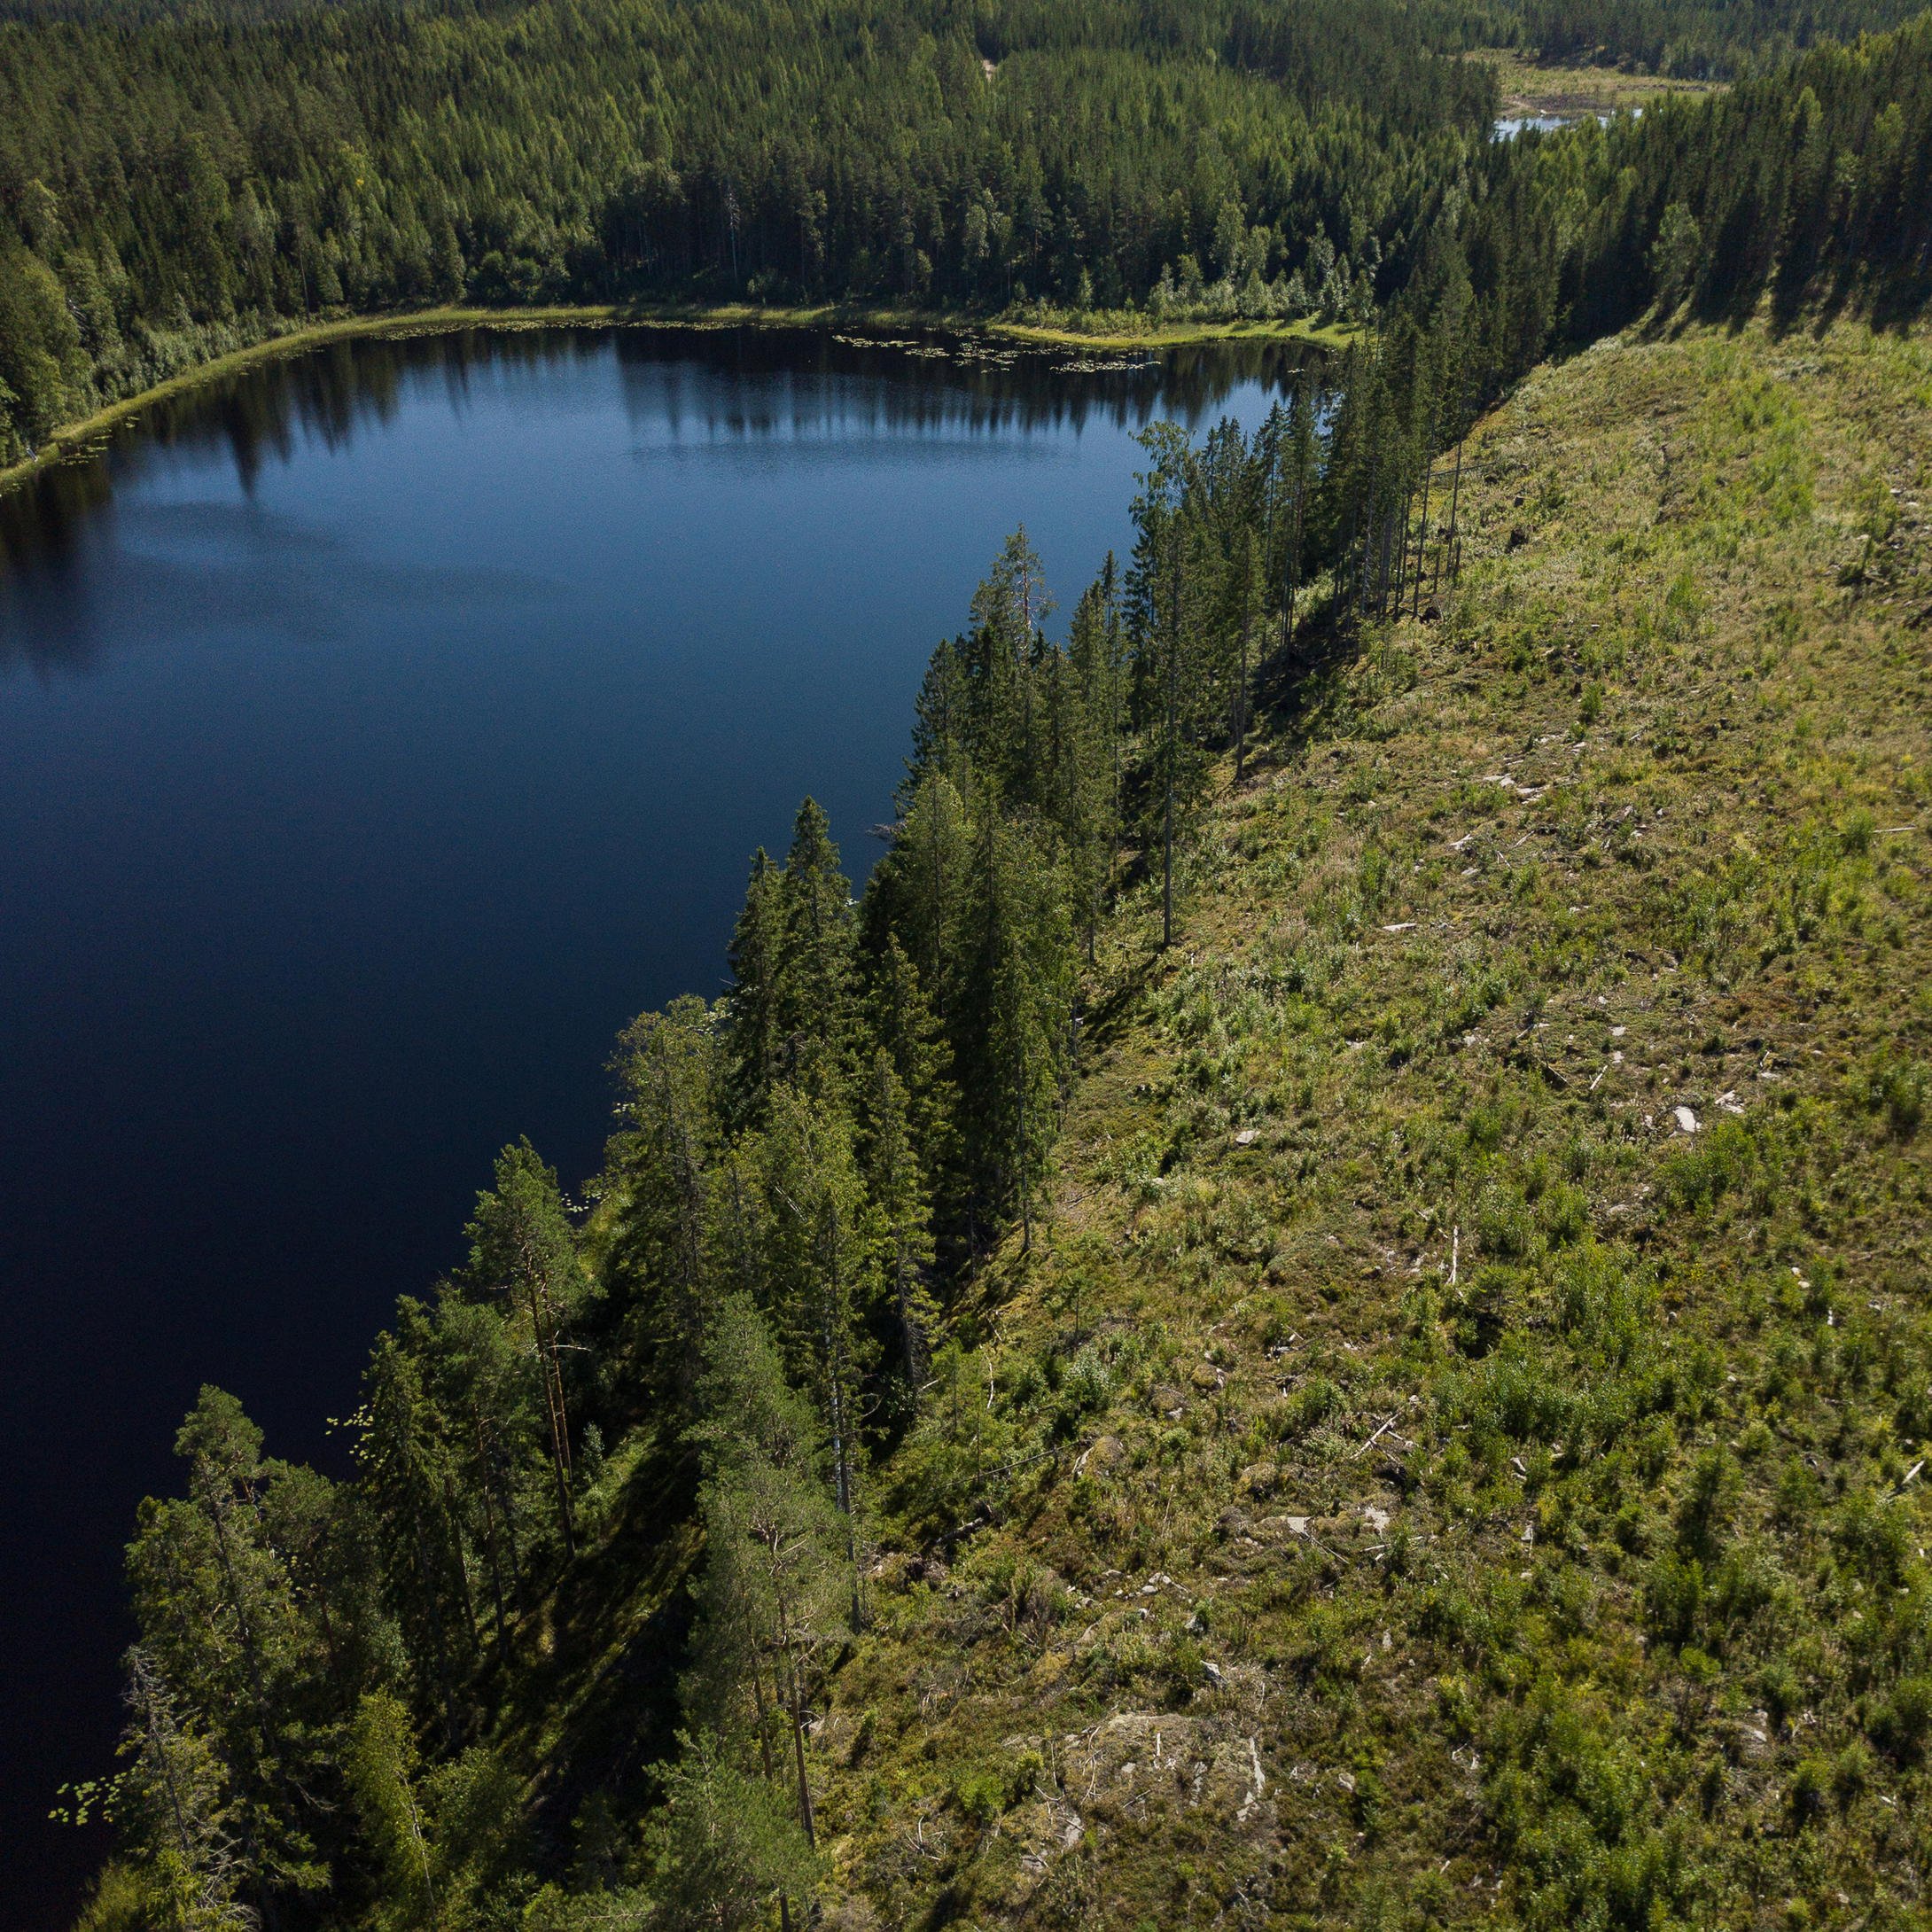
[0, 324, 1305, 1924]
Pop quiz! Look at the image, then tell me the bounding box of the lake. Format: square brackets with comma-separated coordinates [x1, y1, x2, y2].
[0, 321, 1309, 1926]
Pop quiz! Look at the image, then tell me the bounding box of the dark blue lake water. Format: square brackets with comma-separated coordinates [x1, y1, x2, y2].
[0, 323, 1306, 1924]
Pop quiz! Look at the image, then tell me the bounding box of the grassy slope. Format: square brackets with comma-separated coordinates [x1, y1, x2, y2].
[800, 316, 1932, 1930]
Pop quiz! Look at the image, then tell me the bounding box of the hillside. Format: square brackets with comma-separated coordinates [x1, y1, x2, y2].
[68, 257, 1932, 1932]
[778, 315, 1932, 1929]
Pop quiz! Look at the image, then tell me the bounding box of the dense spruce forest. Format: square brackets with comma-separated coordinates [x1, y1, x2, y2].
[3, 0, 1932, 465]
[27, 0, 1932, 1925]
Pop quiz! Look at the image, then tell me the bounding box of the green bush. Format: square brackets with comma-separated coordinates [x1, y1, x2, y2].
[1870, 1675, 1932, 1765]
[1866, 1058, 1926, 1140]
[1788, 1756, 1831, 1827]
[1674, 1448, 1739, 1562]
[1644, 1552, 1706, 1649]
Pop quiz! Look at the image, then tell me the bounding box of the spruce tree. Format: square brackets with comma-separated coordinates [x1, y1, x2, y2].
[356, 1334, 477, 1731]
[607, 995, 724, 1390]
[343, 1693, 437, 1928]
[869, 769, 971, 1034]
[461, 1141, 587, 1556]
[753, 1085, 875, 1587]
[774, 799, 856, 1102]
[723, 849, 784, 1124]
[685, 1296, 846, 1889]
[124, 1390, 329, 1922]
[414, 1294, 536, 1646]
[958, 806, 1074, 1251]
[861, 1047, 938, 1386]
[965, 528, 1055, 803]
[1129, 423, 1207, 949]
[114, 1647, 254, 1932]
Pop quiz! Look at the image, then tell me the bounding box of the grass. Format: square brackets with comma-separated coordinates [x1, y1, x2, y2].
[789, 312, 1932, 1929]
[1469, 46, 1722, 113]
[990, 315, 1359, 352]
[0, 300, 1344, 498]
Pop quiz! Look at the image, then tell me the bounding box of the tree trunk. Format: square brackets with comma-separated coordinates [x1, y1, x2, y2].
[1234, 566, 1250, 783]
[526, 1278, 576, 1556]
[786, 1653, 817, 1847]
[471, 1411, 509, 1644]
[1161, 533, 1180, 949]
[1413, 456, 1433, 619]
[749, 1660, 793, 1932]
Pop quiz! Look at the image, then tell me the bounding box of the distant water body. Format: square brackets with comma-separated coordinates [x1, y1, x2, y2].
[1492, 106, 1632, 138]
[0, 322, 1312, 1927]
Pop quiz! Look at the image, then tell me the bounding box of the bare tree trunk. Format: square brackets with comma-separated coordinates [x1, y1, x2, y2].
[1232, 526, 1252, 781]
[471, 1412, 509, 1644]
[1280, 474, 1298, 658]
[749, 1660, 794, 1932]
[528, 1276, 576, 1557]
[785, 1648, 817, 1847]
[1162, 530, 1180, 949]
[1016, 1029, 1032, 1257]
[1413, 457, 1433, 618]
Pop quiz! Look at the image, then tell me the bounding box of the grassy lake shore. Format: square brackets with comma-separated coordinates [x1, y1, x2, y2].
[0, 300, 1350, 496]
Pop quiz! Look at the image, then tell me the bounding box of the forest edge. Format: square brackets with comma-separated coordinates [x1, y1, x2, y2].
[0, 302, 1359, 497]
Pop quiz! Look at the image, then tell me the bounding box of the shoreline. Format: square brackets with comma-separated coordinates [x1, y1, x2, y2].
[0, 300, 1352, 495]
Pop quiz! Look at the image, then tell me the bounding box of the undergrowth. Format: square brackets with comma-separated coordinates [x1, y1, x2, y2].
[787, 316, 1932, 1931]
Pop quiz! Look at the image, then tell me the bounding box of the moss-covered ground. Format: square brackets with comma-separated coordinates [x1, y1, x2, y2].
[805, 316, 1932, 1931]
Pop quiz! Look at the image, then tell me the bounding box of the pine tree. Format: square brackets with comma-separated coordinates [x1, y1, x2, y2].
[641, 1730, 819, 1932]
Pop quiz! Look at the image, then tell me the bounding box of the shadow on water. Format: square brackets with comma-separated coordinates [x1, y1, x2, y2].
[0, 323, 1317, 680]
[0, 316, 1328, 1932]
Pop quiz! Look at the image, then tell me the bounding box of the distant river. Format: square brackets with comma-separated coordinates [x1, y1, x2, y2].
[0, 322, 1310, 1926]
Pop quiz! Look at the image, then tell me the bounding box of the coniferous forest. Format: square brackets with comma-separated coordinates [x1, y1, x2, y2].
[16, 0, 1932, 1925]
[4, 0, 1932, 464]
